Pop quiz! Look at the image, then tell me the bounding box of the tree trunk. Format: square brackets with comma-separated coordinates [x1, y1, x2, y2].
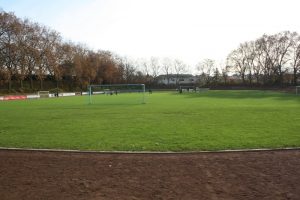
[80, 83, 83, 92]
[248, 72, 253, 85]
[277, 68, 283, 86]
[293, 68, 297, 86]
[241, 73, 245, 84]
[255, 75, 259, 84]
[40, 79, 43, 90]
[20, 79, 23, 89]
[8, 79, 12, 92]
[167, 73, 169, 85]
[30, 76, 34, 90]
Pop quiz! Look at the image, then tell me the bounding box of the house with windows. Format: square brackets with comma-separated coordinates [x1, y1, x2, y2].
[156, 74, 198, 85]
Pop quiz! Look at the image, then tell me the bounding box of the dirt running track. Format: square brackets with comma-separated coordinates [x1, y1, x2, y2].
[0, 149, 299, 200]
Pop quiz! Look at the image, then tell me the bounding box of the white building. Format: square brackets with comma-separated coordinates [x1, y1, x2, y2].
[156, 74, 198, 85]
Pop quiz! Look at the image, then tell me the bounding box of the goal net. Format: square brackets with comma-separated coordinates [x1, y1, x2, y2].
[296, 86, 300, 95]
[38, 91, 49, 98]
[178, 85, 196, 93]
[87, 84, 146, 104]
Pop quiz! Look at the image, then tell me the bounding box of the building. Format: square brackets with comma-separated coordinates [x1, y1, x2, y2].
[156, 74, 198, 85]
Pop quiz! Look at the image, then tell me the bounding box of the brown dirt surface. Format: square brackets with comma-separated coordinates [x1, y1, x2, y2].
[0, 149, 299, 200]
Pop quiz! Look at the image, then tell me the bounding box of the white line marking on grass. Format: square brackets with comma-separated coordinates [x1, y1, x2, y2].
[0, 147, 300, 154]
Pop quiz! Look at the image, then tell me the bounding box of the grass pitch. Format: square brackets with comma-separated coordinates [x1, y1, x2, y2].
[0, 90, 299, 151]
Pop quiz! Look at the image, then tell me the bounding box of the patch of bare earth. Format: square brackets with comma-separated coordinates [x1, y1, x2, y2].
[0, 149, 299, 200]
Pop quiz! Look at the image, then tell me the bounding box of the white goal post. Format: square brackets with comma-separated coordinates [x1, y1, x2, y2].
[296, 86, 300, 95]
[88, 84, 146, 104]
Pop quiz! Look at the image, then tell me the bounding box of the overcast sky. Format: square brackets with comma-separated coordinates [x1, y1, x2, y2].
[1, 0, 300, 67]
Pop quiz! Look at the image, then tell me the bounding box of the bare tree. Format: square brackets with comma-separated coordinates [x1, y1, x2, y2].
[272, 31, 294, 84]
[150, 57, 160, 79]
[161, 57, 173, 85]
[289, 33, 300, 85]
[212, 67, 221, 85]
[252, 39, 265, 84]
[227, 44, 248, 84]
[139, 58, 152, 85]
[116, 56, 136, 84]
[196, 59, 214, 85]
[173, 59, 186, 85]
[243, 41, 257, 85]
[220, 62, 230, 85]
[141, 59, 150, 77]
[258, 35, 275, 84]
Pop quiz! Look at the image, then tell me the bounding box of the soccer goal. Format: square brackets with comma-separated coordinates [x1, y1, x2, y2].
[38, 91, 49, 98]
[196, 87, 210, 92]
[178, 85, 196, 93]
[296, 86, 300, 95]
[87, 84, 146, 104]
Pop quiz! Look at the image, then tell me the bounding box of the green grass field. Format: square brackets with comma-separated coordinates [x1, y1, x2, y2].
[0, 90, 299, 151]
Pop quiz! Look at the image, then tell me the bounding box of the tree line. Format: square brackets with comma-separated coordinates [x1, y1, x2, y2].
[0, 11, 150, 93]
[0, 11, 194, 93]
[1, 11, 299, 93]
[227, 31, 300, 86]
